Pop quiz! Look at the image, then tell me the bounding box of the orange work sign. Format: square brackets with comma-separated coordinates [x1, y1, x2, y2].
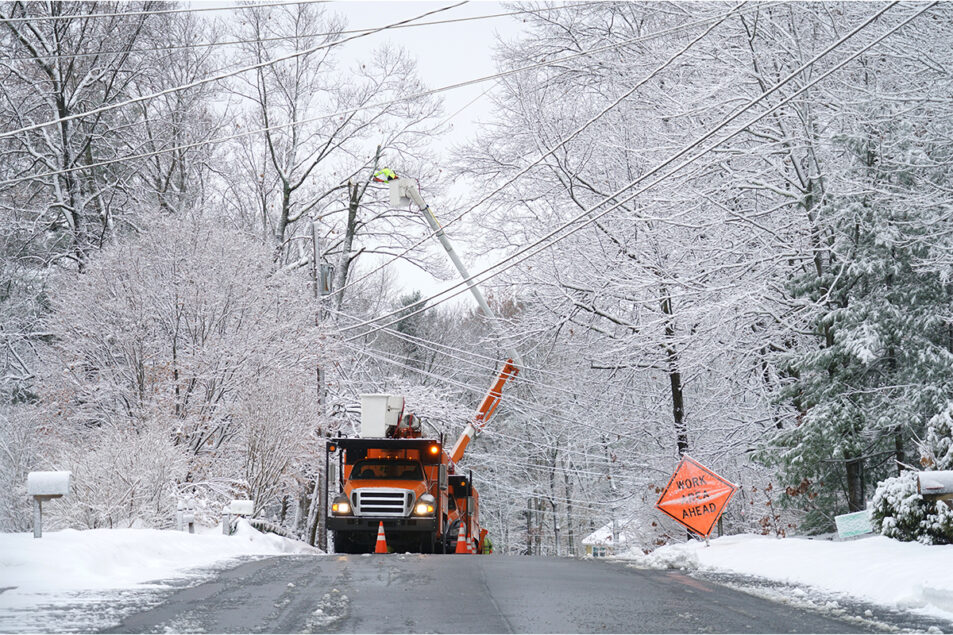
[655, 455, 737, 537]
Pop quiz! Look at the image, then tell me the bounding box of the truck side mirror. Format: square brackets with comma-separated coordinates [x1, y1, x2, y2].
[439, 465, 448, 490]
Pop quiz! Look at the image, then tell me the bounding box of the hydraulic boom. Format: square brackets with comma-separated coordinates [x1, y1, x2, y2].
[386, 175, 522, 464]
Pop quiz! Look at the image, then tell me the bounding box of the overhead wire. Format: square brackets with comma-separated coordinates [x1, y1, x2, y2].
[320, 2, 763, 301]
[0, 0, 328, 23]
[0, 5, 760, 188]
[337, 2, 930, 342]
[324, 304, 649, 409]
[335, 342, 657, 463]
[4, 6, 573, 63]
[0, 1, 467, 141]
[339, 305, 660, 399]
[335, 336, 642, 443]
[336, 0, 904, 335]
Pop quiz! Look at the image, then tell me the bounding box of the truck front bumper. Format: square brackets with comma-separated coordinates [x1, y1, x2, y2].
[328, 516, 437, 533]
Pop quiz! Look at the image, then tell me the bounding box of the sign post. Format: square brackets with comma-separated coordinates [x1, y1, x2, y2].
[656, 456, 737, 539]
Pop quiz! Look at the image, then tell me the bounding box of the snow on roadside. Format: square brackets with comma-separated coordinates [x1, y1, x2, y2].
[618, 533, 953, 624]
[0, 520, 319, 609]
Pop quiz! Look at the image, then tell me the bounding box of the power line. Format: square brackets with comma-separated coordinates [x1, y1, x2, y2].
[337, 2, 927, 342]
[336, 337, 646, 443]
[321, 2, 761, 301]
[324, 304, 650, 408]
[4, 6, 562, 63]
[0, 6, 755, 188]
[0, 1, 328, 23]
[0, 1, 466, 141]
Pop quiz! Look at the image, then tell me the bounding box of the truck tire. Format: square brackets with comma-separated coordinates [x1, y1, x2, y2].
[443, 519, 461, 554]
[331, 532, 356, 554]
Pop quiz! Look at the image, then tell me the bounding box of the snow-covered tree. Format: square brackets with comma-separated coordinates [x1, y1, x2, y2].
[35, 214, 326, 528]
[763, 20, 953, 528]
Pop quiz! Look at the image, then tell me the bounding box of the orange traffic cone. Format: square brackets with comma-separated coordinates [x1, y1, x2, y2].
[375, 521, 388, 554]
[454, 522, 468, 554]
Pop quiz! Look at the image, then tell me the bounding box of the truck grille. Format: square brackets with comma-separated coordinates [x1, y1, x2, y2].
[351, 488, 414, 517]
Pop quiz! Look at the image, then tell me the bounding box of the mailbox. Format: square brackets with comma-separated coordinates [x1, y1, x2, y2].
[27, 471, 71, 498]
[918, 471, 953, 502]
[223, 499, 254, 535]
[228, 499, 254, 516]
[27, 470, 71, 538]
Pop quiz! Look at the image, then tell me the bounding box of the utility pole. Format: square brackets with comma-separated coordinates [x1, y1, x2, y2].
[310, 220, 332, 551]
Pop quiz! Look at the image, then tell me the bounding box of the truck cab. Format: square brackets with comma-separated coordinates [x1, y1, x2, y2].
[327, 436, 446, 553]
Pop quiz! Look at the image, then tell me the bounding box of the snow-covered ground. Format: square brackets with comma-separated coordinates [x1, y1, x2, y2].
[0, 521, 318, 632]
[3, 525, 952, 632]
[619, 533, 953, 627]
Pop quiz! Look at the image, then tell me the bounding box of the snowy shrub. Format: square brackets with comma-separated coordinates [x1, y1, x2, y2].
[0, 405, 39, 531]
[235, 373, 319, 518]
[36, 215, 326, 530]
[870, 471, 953, 545]
[51, 420, 188, 530]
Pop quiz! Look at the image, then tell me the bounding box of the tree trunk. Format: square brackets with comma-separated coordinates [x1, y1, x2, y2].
[845, 458, 865, 512]
[563, 464, 575, 556]
[661, 294, 688, 454]
[895, 429, 905, 476]
[524, 501, 533, 555]
[534, 497, 543, 555]
[306, 476, 321, 546]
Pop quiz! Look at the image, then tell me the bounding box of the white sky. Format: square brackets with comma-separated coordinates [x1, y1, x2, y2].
[191, 0, 528, 304]
[327, 1, 527, 303]
[330, 1, 524, 155]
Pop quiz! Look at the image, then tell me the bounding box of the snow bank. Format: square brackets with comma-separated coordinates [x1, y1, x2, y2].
[0, 520, 318, 608]
[620, 533, 953, 622]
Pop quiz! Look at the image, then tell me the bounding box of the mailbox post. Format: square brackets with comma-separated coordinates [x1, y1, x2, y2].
[177, 500, 196, 533]
[27, 471, 71, 538]
[223, 499, 254, 535]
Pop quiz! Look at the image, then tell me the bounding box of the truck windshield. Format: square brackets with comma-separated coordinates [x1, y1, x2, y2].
[350, 460, 424, 481]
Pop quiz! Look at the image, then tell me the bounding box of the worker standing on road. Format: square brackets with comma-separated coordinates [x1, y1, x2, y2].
[482, 535, 493, 554]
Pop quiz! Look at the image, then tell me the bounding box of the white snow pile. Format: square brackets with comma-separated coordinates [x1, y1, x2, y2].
[620, 533, 953, 622]
[0, 520, 318, 608]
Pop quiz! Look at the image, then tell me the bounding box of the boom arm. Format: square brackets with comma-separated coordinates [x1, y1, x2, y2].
[392, 179, 523, 367]
[449, 358, 519, 464]
[387, 177, 522, 464]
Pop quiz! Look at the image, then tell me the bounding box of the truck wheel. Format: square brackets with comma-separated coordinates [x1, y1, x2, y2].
[331, 532, 354, 554]
[419, 535, 435, 554]
[444, 519, 461, 554]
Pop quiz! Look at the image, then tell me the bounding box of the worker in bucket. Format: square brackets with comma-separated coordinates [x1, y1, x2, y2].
[373, 167, 398, 182]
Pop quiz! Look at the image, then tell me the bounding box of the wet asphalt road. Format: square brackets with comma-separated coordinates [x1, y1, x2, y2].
[102, 554, 878, 634]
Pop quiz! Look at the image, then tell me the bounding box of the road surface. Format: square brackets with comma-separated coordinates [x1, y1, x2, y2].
[103, 554, 877, 633]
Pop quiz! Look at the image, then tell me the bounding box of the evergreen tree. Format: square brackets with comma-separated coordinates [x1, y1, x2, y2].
[764, 107, 953, 531]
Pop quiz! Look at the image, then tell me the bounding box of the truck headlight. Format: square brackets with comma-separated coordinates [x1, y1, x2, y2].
[413, 494, 436, 516]
[331, 494, 351, 516]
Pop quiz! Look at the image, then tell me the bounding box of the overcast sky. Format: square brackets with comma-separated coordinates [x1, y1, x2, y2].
[327, 2, 528, 303]
[193, 0, 527, 302]
[330, 1, 525, 156]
